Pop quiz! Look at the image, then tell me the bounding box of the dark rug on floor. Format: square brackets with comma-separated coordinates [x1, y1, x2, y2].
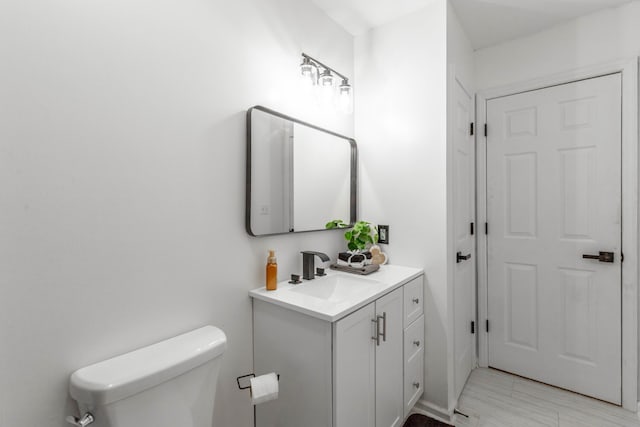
[403, 414, 453, 427]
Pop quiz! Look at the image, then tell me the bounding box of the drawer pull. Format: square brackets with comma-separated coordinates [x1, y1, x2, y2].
[413, 340, 420, 347]
[412, 298, 420, 304]
[413, 382, 420, 389]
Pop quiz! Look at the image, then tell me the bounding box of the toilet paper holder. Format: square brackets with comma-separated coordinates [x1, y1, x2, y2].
[236, 373, 280, 390]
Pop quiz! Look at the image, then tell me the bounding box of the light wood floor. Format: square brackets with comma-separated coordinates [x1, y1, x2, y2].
[453, 368, 640, 427]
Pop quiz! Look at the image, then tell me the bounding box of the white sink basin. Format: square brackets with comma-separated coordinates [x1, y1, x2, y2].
[249, 265, 424, 321]
[290, 274, 381, 302]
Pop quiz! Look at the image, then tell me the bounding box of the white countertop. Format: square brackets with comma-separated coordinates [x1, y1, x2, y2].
[249, 264, 424, 322]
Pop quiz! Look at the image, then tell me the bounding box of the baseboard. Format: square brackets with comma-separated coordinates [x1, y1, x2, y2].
[412, 399, 453, 424]
[637, 401, 640, 419]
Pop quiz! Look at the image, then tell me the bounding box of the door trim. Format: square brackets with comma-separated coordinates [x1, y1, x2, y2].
[475, 59, 638, 411]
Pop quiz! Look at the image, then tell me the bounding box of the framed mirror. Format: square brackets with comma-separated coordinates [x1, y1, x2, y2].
[246, 106, 357, 236]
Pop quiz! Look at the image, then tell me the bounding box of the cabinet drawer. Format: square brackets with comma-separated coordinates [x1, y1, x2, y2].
[404, 347, 424, 417]
[404, 315, 424, 362]
[403, 276, 424, 327]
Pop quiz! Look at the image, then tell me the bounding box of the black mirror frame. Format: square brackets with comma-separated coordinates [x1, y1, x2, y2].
[245, 105, 357, 236]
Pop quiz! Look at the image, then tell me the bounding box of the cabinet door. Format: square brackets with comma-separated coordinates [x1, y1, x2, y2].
[334, 302, 376, 427]
[375, 288, 404, 427]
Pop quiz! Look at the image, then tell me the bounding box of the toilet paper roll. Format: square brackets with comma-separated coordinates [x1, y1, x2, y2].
[250, 373, 279, 405]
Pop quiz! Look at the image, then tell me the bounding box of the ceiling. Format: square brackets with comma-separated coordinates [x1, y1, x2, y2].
[310, 0, 634, 49]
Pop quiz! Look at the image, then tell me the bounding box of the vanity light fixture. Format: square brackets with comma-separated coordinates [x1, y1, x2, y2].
[300, 53, 352, 114]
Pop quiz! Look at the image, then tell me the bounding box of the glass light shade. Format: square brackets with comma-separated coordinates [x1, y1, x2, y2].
[319, 69, 334, 87]
[300, 57, 316, 86]
[338, 79, 353, 114]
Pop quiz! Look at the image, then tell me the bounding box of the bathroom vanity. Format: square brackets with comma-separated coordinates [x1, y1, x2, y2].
[250, 265, 424, 427]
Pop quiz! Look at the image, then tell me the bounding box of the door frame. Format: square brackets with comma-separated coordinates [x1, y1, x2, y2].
[475, 58, 638, 411]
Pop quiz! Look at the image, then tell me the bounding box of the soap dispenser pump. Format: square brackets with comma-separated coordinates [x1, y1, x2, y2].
[266, 249, 277, 291]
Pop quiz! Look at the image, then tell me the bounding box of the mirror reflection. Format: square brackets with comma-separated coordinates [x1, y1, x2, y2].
[246, 106, 356, 236]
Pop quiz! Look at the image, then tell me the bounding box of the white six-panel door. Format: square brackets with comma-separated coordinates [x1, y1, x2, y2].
[486, 74, 622, 404]
[453, 78, 476, 399]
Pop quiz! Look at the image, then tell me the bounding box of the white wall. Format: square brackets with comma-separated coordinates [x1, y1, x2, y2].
[474, 0, 640, 400]
[475, 1, 640, 89]
[0, 1, 353, 426]
[447, 3, 475, 94]
[355, 0, 450, 411]
[355, 0, 475, 413]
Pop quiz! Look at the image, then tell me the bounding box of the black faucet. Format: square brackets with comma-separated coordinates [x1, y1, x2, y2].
[301, 251, 330, 280]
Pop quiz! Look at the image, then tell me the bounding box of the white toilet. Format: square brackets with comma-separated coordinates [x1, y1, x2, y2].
[68, 326, 227, 427]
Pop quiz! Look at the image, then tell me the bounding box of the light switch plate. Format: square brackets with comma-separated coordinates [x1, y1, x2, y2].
[378, 225, 389, 244]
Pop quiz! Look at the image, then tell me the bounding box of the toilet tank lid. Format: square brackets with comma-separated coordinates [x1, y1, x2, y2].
[69, 326, 227, 406]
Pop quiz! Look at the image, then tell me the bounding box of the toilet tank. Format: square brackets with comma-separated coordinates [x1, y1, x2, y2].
[69, 326, 227, 427]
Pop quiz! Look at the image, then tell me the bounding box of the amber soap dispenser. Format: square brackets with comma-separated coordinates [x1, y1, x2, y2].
[266, 249, 277, 291]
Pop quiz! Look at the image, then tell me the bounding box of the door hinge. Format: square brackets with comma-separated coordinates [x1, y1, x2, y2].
[486, 319, 490, 333]
[484, 123, 488, 137]
[470, 122, 474, 136]
[485, 222, 488, 235]
[470, 222, 474, 235]
[621, 252, 624, 262]
[471, 321, 475, 334]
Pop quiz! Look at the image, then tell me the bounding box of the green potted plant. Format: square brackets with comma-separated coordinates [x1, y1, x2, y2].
[325, 219, 379, 252]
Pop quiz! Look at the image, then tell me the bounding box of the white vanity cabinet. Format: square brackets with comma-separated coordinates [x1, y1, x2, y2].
[252, 268, 424, 427]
